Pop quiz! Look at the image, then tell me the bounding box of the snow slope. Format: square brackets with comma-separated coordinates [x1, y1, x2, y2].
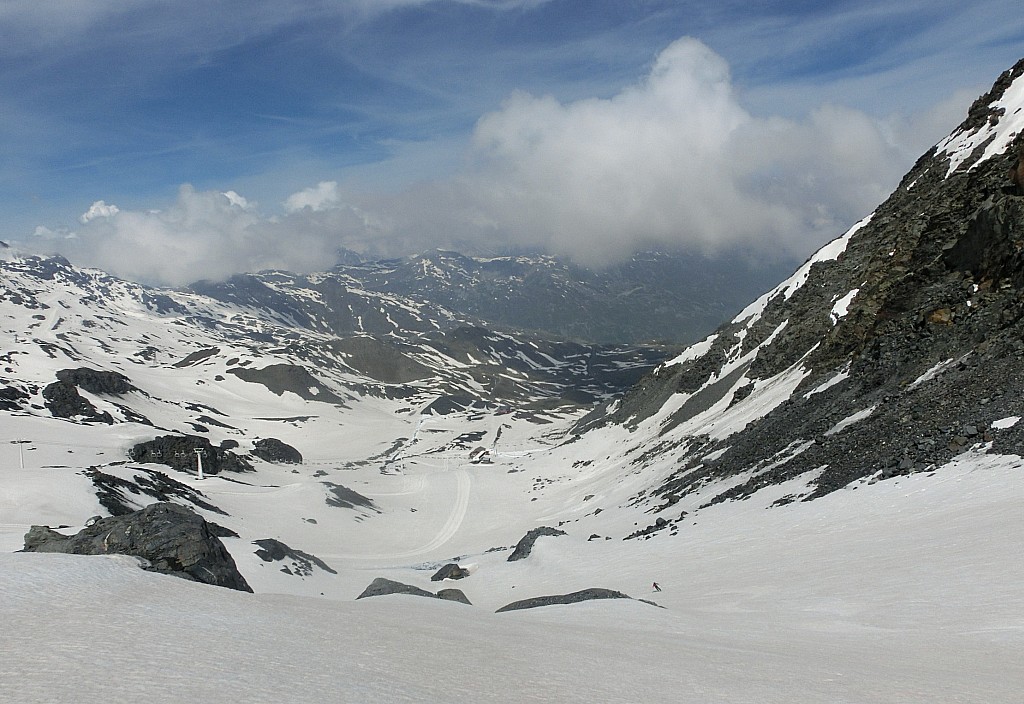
[3, 449, 1022, 703]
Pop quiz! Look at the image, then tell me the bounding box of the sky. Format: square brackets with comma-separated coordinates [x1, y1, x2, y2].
[2, 0, 1023, 285]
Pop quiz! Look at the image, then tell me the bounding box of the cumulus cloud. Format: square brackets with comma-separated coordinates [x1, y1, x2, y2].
[79, 200, 120, 223]
[47, 185, 341, 287]
[278, 37, 945, 268]
[284, 181, 342, 213]
[423, 37, 925, 264]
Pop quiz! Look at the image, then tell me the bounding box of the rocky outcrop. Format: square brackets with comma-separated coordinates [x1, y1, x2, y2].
[85, 466, 229, 517]
[496, 588, 637, 612]
[252, 538, 336, 576]
[129, 435, 254, 474]
[0, 382, 31, 411]
[251, 438, 303, 464]
[56, 367, 136, 395]
[355, 577, 473, 605]
[507, 526, 567, 562]
[22, 502, 251, 592]
[356, 578, 439, 600]
[430, 563, 470, 581]
[42, 381, 113, 424]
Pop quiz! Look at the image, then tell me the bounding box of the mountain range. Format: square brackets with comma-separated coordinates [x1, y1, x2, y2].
[2, 58, 1024, 703]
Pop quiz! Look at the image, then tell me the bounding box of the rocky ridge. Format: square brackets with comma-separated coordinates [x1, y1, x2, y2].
[580, 58, 1024, 529]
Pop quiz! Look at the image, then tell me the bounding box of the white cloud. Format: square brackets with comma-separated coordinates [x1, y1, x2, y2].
[32, 224, 76, 240]
[284, 181, 342, 213]
[79, 200, 120, 223]
[323, 37, 931, 266]
[222, 191, 251, 209]
[46, 184, 341, 286]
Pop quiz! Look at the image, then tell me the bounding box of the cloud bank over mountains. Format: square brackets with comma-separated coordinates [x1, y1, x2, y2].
[33, 38, 966, 286]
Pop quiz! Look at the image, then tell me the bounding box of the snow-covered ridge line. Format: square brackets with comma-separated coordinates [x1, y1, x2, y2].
[730, 213, 873, 328]
[935, 68, 1024, 176]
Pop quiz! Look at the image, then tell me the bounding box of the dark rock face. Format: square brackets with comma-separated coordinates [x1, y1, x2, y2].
[129, 435, 254, 475]
[507, 526, 567, 562]
[252, 538, 336, 576]
[55, 367, 136, 395]
[496, 588, 634, 613]
[22, 502, 251, 592]
[251, 438, 303, 464]
[42, 381, 113, 424]
[430, 563, 470, 581]
[356, 578, 437, 600]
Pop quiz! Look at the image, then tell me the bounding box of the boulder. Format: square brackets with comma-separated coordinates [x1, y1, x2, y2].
[356, 577, 436, 600]
[436, 589, 472, 605]
[251, 438, 303, 464]
[430, 563, 470, 581]
[496, 588, 633, 613]
[355, 577, 472, 606]
[22, 502, 251, 592]
[507, 526, 567, 562]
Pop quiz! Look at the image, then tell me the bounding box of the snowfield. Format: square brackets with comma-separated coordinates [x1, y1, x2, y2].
[3, 442, 1022, 703]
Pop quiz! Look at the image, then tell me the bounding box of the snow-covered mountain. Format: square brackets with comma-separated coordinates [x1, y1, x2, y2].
[195, 248, 782, 344]
[3, 59, 1024, 703]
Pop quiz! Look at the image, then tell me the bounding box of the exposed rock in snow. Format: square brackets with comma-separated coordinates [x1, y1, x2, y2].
[251, 437, 303, 464]
[22, 502, 251, 591]
[495, 588, 640, 612]
[507, 526, 567, 561]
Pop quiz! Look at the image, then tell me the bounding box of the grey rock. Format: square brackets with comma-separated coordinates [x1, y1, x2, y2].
[22, 502, 251, 592]
[507, 526, 567, 562]
[253, 538, 336, 576]
[356, 578, 436, 600]
[430, 563, 470, 581]
[251, 438, 303, 464]
[496, 588, 637, 613]
[436, 588, 472, 605]
[355, 578, 472, 605]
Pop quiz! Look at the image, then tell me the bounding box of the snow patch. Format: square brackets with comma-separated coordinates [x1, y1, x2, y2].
[829, 288, 859, 325]
[824, 406, 877, 436]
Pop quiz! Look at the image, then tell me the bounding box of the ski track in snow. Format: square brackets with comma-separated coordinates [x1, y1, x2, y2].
[326, 467, 472, 561]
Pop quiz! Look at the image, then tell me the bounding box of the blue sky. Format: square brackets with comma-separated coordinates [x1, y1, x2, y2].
[3, 0, 1023, 284]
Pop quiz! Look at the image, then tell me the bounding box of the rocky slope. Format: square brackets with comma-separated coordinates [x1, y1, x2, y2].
[576, 58, 1024, 528]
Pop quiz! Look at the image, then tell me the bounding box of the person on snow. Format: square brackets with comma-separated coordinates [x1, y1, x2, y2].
[652, 582, 662, 592]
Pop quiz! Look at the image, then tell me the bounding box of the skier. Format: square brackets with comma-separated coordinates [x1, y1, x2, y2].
[652, 582, 662, 592]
